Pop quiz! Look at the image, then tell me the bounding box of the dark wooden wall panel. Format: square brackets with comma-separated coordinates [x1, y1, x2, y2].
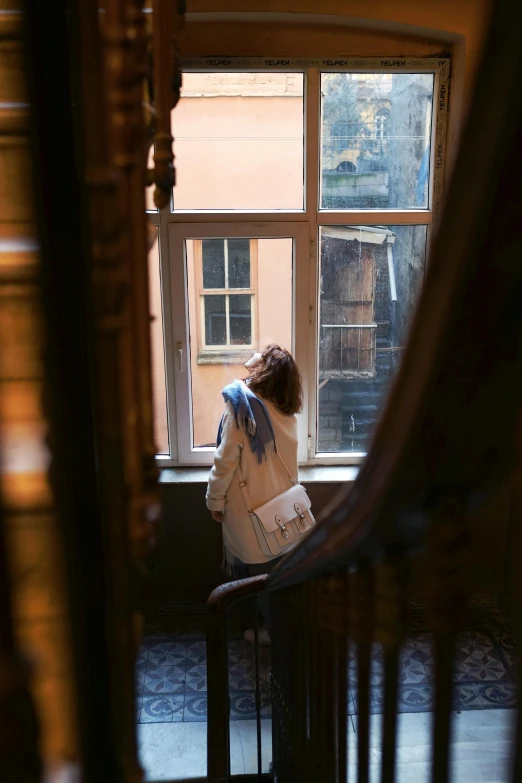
[142, 478, 511, 607]
[141, 482, 345, 605]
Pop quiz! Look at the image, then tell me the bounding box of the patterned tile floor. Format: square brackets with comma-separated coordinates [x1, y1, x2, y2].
[135, 606, 519, 724]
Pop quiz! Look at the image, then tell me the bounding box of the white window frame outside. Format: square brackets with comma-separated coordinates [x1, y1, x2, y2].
[199, 238, 255, 351]
[151, 57, 450, 468]
[374, 108, 390, 140]
[200, 292, 255, 351]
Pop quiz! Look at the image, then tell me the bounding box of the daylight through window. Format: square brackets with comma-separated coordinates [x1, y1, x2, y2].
[148, 58, 449, 465]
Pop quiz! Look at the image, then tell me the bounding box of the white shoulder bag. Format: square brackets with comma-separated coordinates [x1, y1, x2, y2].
[236, 450, 316, 558]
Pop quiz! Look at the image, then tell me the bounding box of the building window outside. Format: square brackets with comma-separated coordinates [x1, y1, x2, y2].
[374, 108, 390, 141]
[200, 238, 254, 349]
[148, 59, 449, 465]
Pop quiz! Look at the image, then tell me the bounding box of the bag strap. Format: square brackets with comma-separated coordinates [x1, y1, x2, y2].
[235, 396, 298, 512]
[236, 447, 298, 517]
[236, 460, 255, 513]
[249, 386, 298, 485]
[275, 449, 299, 486]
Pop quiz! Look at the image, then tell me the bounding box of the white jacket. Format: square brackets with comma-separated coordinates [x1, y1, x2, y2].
[206, 392, 298, 565]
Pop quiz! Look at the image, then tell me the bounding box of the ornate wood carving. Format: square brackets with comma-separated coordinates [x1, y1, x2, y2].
[0, 502, 41, 783]
[99, 0, 186, 573]
[100, 0, 158, 574]
[148, 0, 185, 209]
[65, 0, 187, 777]
[0, 2, 75, 774]
[73, 1, 144, 780]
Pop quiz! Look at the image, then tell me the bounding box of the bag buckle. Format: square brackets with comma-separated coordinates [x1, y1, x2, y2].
[275, 514, 289, 539]
[239, 480, 247, 488]
[294, 502, 307, 522]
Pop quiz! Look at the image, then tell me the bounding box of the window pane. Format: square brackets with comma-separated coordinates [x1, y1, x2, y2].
[317, 225, 427, 453]
[185, 237, 293, 449]
[229, 294, 252, 345]
[202, 239, 225, 288]
[321, 73, 434, 209]
[173, 73, 304, 210]
[204, 295, 227, 345]
[147, 227, 169, 454]
[227, 238, 250, 288]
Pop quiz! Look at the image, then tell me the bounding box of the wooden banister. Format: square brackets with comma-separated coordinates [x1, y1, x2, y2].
[207, 576, 268, 783]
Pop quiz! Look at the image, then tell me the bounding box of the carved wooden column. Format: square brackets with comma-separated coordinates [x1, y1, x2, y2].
[100, 0, 186, 581]
[148, 0, 185, 208]
[0, 501, 41, 783]
[71, 1, 144, 779]
[0, 1, 76, 775]
[101, 1, 154, 580]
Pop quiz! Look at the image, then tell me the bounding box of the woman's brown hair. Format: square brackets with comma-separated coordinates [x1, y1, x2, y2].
[246, 344, 303, 415]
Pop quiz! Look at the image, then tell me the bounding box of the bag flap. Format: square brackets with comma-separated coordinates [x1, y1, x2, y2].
[253, 484, 312, 534]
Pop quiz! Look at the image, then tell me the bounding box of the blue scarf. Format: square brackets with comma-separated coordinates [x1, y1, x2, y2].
[216, 380, 276, 464]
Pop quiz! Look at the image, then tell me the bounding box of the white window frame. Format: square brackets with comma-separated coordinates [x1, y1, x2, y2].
[151, 57, 450, 468]
[160, 221, 310, 466]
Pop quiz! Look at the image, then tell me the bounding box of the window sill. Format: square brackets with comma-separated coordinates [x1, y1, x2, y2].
[299, 465, 359, 483]
[159, 465, 359, 485]
[197, 349, 254, 365]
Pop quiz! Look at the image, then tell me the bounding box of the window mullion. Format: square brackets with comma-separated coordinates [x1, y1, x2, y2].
[305, 68, 320, 460]
[316, 210, 432, 226]
[305, 67, 320, 219]
[224, 239, 229, 288]
[224, 240, 230, 346]
[225, 294, 230, 346]
[250, 294, 255, 349]
[431, 63, 450, 230]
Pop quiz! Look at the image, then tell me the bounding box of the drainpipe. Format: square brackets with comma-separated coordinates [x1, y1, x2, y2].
[386, 235, 397, 301]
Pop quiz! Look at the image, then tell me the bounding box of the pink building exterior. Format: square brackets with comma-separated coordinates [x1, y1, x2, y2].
[149, 73, 302, 452]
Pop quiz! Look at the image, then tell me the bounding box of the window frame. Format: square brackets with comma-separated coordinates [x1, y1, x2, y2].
[151, 57, 450, 468]
[161, 221, 310, 466]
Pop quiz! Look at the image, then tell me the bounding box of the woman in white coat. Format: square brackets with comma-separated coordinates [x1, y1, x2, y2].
[206, 344, 303, 641]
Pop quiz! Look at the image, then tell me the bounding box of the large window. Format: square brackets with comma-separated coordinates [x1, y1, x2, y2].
[149, 58, 449, 466]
